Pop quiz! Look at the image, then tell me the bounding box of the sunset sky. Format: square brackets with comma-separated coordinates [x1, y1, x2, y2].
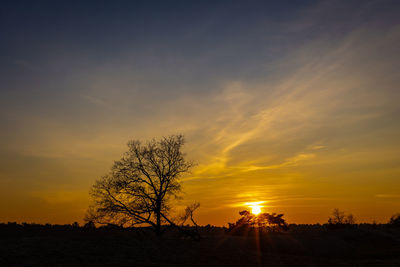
[1, 0, 400, 226]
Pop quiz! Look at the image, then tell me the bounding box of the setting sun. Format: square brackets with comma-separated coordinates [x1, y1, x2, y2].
[251, 205, 262, 215]
[244, 201, 265, 216]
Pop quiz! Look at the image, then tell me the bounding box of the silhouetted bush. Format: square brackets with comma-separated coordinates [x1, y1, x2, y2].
[389, 213, 400, 227]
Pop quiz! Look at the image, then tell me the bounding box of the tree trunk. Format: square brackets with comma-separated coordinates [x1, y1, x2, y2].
[155, 200, 161, 237]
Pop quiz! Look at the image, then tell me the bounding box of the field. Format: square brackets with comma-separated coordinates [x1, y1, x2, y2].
[1, 223, 400, 266]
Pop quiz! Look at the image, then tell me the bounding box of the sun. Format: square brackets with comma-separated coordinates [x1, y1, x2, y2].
[244, 201, 266, 215]
[251, 205, 262, 215]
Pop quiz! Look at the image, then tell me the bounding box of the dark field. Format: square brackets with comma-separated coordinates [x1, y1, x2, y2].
[1, 224, 400, 266]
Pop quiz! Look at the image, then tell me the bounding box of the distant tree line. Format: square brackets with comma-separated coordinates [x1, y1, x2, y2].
[1, 211, 399, 235]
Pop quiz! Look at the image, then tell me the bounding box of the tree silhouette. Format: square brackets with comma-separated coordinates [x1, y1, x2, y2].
[178, 202, 200, 227]
[85, 135, 195, 237]
[228, 210, 288, 233]
[327, 208, 356, 228]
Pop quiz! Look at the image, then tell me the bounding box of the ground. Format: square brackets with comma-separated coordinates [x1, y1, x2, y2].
[1, 224, 399, 266]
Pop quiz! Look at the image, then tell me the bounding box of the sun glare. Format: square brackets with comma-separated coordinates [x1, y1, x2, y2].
[251, 205, 262, 215]
[244, 201, 266, 215]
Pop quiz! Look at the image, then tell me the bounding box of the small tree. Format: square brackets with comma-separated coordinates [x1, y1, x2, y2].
[86, 135, 195, 237]
[328, 208, 346, 224]
[327, 208, 356, 228]
[227, 210, 288, 233]
[178, 202, 200, 228]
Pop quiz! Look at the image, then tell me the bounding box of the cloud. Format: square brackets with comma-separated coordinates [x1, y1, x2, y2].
[81, 94, 113, 109]
[376, 194, 400, 199]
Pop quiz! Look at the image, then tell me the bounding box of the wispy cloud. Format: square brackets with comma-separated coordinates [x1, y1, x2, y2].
[81, 95, 113, 109]
[376, 194, 400, 199]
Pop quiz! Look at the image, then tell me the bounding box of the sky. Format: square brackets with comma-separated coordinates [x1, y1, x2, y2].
[1, 0, 400, 226]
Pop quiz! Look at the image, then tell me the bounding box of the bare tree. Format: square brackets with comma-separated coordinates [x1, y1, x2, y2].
[328, 208, 346, 224]
[178, 202, 200, 227]
[327, 208, 356, 227]
[85, 135, 195, 236]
